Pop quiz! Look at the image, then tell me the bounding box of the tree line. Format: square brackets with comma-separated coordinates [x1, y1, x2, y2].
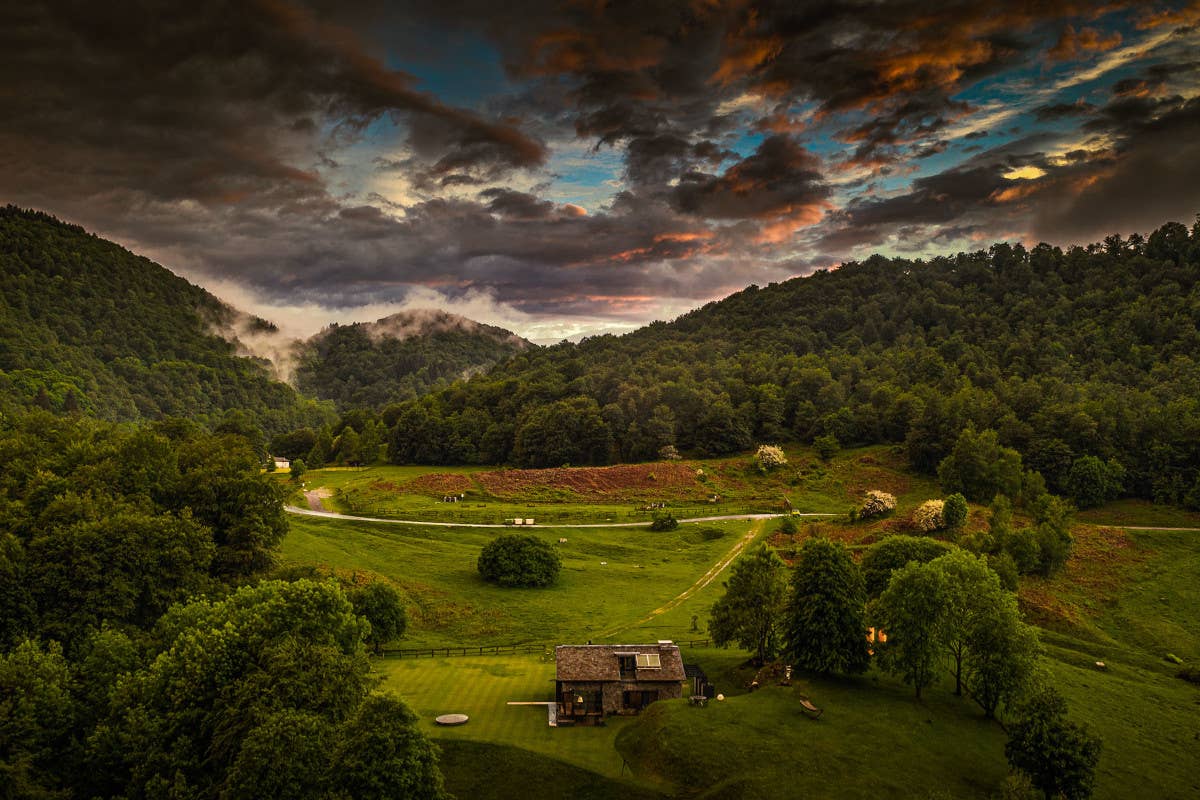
[709, 529, 1101, 799]
[342, 218, 1200, 509]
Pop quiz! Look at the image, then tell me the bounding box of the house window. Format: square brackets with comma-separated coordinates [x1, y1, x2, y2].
[623, 690, 659, 710]
[635, 653, 661, 669]
[618, 655, 636, 677]
[566, 689, 601, 715]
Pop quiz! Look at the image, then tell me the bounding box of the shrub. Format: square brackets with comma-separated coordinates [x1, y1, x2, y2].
[861, 535, 953, 597]
[1003, 528, 1042, 574]
[778, 516, 799, 535]
[477, 534, 561, 588]
[1177, 666, 1200, 685]
[814, 434, 840, 461]
[755, 444, 788, 471]
[290, 458, 307, 483]
[987, 551, 1020, 591]
[650, 512, 679, 531]
[859, 490, 897, 519]
[912, 499, 946, 533]
[942, 493, 968, 529]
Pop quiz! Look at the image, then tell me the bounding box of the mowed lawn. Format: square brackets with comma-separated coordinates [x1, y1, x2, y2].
[377, 654, 657, 786]
[282, 514, 758, 647]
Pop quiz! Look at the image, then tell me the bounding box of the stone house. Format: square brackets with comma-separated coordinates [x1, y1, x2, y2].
[555, 641, 685, 724]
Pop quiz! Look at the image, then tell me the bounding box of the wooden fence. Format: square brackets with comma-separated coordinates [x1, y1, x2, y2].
[378, 638, 716, 659]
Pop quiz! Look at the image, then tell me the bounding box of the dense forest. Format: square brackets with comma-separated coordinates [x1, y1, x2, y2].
[0, 410, 445, 798]
[7, 206, 1200, 508]
[294, 310, 530, 409]
[0, 207, 327, 435]
[375, 218, 1200, 507]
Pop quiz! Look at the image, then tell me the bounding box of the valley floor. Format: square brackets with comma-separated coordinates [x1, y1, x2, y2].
[280, 446, 1200, 799]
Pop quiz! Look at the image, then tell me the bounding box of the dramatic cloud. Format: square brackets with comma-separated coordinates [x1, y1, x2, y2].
[2, 1, 1199, 334]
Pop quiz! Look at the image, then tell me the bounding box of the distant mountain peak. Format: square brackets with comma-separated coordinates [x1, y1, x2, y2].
[348, 308, 532, 348]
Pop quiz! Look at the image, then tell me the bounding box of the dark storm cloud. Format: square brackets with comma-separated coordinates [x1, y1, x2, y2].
[3, 0, 1199, 326]
[1034, 96, 1200, 241]
[1111, 59, 1200, 96]
[0, 0, 543, 211]
[818, 164, 1012, 250]
[670, 136, 829, 222]
[1035, 100, 1098, 121]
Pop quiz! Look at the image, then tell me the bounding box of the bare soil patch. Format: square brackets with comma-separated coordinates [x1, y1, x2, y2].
[473, 462, 702, 501]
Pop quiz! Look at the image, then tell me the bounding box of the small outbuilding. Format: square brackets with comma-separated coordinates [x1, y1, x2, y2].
[555, 641, 686, 725]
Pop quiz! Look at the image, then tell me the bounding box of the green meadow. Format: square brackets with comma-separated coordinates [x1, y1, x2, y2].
[280, 456, 1200, 799]
[288, 445, 945, 525]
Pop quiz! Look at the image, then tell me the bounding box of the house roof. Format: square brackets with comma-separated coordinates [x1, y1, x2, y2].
[556, 643, 686, 682]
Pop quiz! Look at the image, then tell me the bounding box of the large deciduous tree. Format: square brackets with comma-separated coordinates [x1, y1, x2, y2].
[349, 582, 408, 654]
[709, 545, 789, 665]
[1005, 688, 1102, 800]
[861, 535, 952, 598]
[783, 538, 870, 675]
[931, 550, 1012, 697]
[87, 580, 447, 800]
[872, 561, 947, 699]
[964, 592, 1041, 719]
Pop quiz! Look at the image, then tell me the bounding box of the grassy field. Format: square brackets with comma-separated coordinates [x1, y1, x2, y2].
[377, 655, 655, 783]
[282, 514, 760, 647]
[1076, 498, 1200, 528]
[280, 453, 1200, 799]
[288, 445, 944, 525]
[437, 740, 665, 800]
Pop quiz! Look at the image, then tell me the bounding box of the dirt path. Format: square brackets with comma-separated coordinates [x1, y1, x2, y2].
[303, 489, 332, 512]
[285, 506, 831, 528]
[600, 519, 767, 638]
[1085, 524, 1200, 531]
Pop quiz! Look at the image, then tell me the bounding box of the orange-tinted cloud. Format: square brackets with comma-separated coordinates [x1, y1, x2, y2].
[1047, 25, 1123, 61]
[1135, 1, 1200, 29]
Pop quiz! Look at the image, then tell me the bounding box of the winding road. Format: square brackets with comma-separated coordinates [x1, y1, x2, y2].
[286, 504, 833, 528]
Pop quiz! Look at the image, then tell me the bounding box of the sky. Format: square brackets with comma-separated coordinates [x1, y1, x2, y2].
[3, 1, 1200, 341]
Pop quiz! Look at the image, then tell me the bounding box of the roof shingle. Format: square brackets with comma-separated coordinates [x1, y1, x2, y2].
[556, 643, 686, 682]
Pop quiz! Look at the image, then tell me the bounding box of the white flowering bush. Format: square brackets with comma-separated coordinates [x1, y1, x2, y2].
[912, 499, 946, 533]
[859, 490, 897, 519]
[755, 444, 788, 471]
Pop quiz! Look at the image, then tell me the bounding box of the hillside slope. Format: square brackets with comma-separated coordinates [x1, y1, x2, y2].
[386, 220, 1200, 503]
[294, 310, 531, 408]
[0, 206, 323, 432]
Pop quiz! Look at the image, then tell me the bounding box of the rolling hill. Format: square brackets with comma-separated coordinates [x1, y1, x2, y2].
[293, 310, 531, 409]
[382, 220, 1200, 504]
[0, 206, 325, 433]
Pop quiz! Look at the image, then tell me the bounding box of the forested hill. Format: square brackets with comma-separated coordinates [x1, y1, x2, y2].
[387, 219, 1200, 505]
[0, 206, 324, 433]
[294, 310, 531, 409]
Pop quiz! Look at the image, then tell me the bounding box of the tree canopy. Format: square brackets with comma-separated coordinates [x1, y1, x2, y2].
[0, 206, 328, 435]
[783, 538, 871, 675]
[477, 534, 562, 588]
[709, 545, 789, 665]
